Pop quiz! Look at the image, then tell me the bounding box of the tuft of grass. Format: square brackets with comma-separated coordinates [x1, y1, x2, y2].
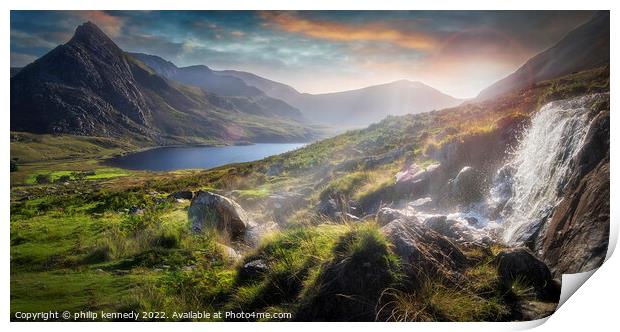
[296, 223, 402, 321]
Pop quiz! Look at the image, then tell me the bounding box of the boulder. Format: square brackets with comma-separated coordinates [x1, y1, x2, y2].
[395, 163, 440, 184]
[188, 191, 250, 240]
[447, 166, 484, 206]
[168, 190, 194, 200]
[381, 218, 468, 284]
[238, 259, 268, 281]
[494, 248, 552, 290]
[423, 215, 475, 242]
[376, 207, 407, 226]
[218, 244, 241, 263]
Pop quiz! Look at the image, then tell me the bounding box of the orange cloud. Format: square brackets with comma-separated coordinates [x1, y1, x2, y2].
[74, 11, 124, 37]
[259, 11, 437, 50]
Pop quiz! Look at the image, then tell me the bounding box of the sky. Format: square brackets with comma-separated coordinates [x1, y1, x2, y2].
[10, 10, 595, 98]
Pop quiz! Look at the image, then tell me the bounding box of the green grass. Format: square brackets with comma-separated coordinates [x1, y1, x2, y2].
[25, 168, 130, 185]
[11, 270, 141, 318]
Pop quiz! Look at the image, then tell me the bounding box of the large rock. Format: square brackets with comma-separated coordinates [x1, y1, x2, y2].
[446, 166, 485, 206]
[423, 215, 474, 242]
[188, 191, 250, 239]
[376, 207, 408, 226]
[539, 110, 609, 275]
[395, 163, 440, 184]
[381, 218, 468, 284]
[494, 248, 552, 290]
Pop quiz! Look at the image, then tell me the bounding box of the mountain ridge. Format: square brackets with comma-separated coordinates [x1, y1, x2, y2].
[10, 22, 318, 144]
[477, 11, 609, 100]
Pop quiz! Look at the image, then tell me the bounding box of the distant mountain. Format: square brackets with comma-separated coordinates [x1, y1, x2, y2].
[130, 53, 305, 122]
[11, 22, 317, 144]
[477, 11, 609, 100]
[217, 69, 302, 104]
[288, 80, 463, 127]
[218, 72, 463, 127]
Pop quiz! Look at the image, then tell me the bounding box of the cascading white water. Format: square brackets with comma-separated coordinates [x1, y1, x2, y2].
[498, 93, 604, 244]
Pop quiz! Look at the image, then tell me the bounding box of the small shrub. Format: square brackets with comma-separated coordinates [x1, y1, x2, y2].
[35, 174, 51, 184]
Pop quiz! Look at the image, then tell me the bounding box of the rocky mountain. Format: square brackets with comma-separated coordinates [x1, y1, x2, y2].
[477, 11, 609, 100]
[130, 53, 305, 122]
[217, 69, 302, 104]
[132, 53, 462, 129]
[10, 22, 316, 144]
[218, 71, 463, 128]
[10, 67, 22, 77]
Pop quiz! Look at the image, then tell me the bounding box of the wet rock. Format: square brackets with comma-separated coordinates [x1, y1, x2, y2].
[464, 216, 478, 226]
[376, 207, 407, 226]
[381, 218, 468, 284]
[168, 190, 194, 200]
[423, 215, 474, 242]
[447, 166, 485, 206]
[188, 191, 250, 240]
[539, 110, 609, 275]
[317, 197, 339, 218]
[238, 259, 268, 281]
[494, 248, 552, 290]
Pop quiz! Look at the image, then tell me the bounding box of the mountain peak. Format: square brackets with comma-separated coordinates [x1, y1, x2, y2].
[69, 21, 118, 49]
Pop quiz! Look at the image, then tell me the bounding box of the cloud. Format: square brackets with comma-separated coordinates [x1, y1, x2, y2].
[10, 52, 38, 67]
[259, 11, 437, 51]
[73, 11, 125, 37]
[10, 30, 58, 49]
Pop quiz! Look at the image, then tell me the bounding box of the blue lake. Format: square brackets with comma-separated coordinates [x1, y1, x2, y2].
[106, 143, 306, 171]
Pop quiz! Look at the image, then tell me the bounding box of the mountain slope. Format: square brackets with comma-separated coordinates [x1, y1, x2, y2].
[289, 80, 463, 127]
[218, 70, 463, 127]
[477, 11, 609, 100]
[217, 69, 302, 103]
[130, 53, 305, 122]
[11, 22, 317, 144]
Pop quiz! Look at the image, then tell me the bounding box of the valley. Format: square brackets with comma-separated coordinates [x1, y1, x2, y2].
[9, 11, 610, 322]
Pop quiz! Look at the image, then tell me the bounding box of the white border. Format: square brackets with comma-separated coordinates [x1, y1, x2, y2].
[2, 1, 617, 331]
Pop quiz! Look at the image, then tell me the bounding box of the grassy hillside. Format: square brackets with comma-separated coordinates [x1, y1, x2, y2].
[9, 66, 608, 321]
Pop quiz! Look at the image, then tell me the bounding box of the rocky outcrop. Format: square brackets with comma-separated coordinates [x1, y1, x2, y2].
[423, 215, 476, 243]
[446, 166, 485, 206]
[376, 207, 407, 226]
[188, 191, 250, 240]
[538, 108, 609, 275]
[381, 218, 468, 283]
[495, 248, 552, 289]
[494, 248, 560, 301]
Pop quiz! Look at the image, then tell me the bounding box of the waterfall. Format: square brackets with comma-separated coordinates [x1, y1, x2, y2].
[497, 93, 604, 245]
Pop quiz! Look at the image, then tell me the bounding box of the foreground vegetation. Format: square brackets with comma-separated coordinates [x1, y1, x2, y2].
[10, 67, 608, 321]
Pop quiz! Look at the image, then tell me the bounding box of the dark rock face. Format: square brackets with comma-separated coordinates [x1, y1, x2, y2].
[494, 248, 557, 300]
[381, 218, 468, 283]
[11, 22, 152, 137]
[237, 259, 268, 281]
[537, 108, 609, 275]
[188, 191, 250, 240]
